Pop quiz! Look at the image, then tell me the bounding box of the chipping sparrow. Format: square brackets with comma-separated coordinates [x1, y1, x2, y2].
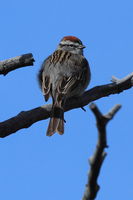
[38, 36, 91, 136]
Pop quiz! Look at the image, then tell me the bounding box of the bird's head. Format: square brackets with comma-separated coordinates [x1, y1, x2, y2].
[57, 36, 85, 55]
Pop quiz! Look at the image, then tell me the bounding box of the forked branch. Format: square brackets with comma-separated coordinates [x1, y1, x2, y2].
[82, 103, 121, 200]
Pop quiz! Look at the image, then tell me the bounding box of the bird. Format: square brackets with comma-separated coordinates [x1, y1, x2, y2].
[38, 36, 91, 136]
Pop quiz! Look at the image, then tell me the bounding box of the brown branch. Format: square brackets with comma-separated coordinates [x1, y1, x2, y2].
[0, 72, 132, 137]
[82, 103, 121, 200]
[0, 53, 35, 75]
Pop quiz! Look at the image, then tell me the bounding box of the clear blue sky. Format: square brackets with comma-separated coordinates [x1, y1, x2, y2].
[0, 0, 133, 199]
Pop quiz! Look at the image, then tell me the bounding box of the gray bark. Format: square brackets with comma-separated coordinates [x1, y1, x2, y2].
[0, 53, 34, 75]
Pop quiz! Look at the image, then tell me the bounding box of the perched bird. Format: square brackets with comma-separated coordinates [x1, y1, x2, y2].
[38, 36, 91, 136]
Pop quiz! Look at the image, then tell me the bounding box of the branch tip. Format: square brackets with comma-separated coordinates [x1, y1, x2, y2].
[0, 53, 35, 75]
[111, 72, 133, 84]
[105, 104, 121, 120]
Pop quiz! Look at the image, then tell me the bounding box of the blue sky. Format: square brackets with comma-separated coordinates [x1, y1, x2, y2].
[0, 0, 133, 199]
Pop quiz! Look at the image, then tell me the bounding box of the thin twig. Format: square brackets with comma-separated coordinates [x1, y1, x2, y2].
[0, 53, 35, 75]
[82, 103, 121, 200]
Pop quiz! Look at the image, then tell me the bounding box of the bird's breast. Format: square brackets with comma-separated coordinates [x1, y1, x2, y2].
[49, 50, 71, 65]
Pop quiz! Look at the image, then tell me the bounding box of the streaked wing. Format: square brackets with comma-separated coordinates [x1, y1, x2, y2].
[38, 58, 52, 102]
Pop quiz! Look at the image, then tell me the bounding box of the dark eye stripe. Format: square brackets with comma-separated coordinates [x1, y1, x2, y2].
[60, 44, 77, 47]
[69, 44, 74, 47]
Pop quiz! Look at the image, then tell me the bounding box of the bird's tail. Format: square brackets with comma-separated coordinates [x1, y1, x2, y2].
[46, 102, 64, 136]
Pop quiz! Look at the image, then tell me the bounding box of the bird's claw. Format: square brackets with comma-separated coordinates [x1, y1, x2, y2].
[81, 107, 86, 112]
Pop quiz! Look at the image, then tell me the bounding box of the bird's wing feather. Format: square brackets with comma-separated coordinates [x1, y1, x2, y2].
[38, 57, 52, 101]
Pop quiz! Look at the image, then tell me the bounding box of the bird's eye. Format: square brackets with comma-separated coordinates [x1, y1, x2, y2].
[69, 44, 74, 47]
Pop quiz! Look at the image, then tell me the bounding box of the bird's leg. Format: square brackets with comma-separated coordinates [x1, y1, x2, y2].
[81, 107, 86, 112]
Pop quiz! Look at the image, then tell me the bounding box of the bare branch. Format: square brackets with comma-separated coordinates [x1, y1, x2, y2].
[0, 73, 131, 137]
[0, 105, 52, 138]
[0, 53, 35, 75]
[82, 103, 121, 200]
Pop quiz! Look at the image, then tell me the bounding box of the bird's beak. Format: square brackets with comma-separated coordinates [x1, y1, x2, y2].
[79, 45, 86, 49]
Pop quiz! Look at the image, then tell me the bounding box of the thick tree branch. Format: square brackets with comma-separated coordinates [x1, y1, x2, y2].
[0, 73, 132, 137]
[82, 103, 121, 200]
[0, 53, 35, 75]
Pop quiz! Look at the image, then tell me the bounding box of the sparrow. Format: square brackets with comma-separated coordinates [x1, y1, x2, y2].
[38, 36, 91, 136]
